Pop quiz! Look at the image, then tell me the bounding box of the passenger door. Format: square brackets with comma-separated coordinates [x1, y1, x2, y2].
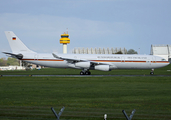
[34, 54, 38, 61]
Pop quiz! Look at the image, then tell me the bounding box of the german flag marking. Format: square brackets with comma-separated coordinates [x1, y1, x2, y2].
[12, 37, 16, 40]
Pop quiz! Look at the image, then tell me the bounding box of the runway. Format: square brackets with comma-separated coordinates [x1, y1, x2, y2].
[1, 75, 171, 77]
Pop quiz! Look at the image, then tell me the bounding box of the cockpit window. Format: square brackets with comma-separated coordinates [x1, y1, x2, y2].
[162, 59, 166, 61]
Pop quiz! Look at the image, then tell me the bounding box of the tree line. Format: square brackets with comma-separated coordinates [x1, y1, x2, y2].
[115, 49, 138, 54]
[0, 57, 19, 66]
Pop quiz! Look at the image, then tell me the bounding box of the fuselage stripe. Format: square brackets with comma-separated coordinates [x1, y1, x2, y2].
[21, 59, 169, 64]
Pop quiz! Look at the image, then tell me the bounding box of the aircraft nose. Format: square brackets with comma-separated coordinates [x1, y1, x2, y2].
[165, 61, 170, 66]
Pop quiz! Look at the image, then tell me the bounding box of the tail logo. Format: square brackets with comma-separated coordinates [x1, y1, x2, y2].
[12, 37, 16, 40]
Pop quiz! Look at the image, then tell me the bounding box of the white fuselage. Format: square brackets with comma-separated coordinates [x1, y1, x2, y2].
[21, 53, 169, 70]
[4, 31, 170, 74]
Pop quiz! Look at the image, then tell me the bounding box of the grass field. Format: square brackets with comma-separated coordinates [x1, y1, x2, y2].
[0, 65, 171, 120]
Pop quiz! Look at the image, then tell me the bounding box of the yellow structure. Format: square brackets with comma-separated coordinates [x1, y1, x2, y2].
[60, 32, 70, 54]
[60, 33, 70, 44]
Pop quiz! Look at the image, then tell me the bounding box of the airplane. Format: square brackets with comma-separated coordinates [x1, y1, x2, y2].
[3, 31, 170, 75]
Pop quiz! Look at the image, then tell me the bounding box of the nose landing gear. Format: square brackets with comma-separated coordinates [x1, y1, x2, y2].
[150, 69, 154, 75]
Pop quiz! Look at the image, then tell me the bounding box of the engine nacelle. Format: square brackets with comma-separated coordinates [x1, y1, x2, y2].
[94, 65, 110, 71]
[75, 62, 91, 69]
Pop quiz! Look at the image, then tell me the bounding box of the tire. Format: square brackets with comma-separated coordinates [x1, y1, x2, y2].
[85, 71, 91, 75]
[88, 71, 91, 75]
[85, 71, 89, 75]
[80, 71, 84, 75]
[150, 72, 154, 75]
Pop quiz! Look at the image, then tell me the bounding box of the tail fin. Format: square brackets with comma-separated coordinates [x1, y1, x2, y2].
[5, 31, 35, 54]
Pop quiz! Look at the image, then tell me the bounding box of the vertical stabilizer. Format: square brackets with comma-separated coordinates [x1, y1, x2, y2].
[5, 31, 35, 54]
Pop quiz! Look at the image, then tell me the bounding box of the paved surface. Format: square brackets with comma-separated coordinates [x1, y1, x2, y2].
[1, 75, 171, 77]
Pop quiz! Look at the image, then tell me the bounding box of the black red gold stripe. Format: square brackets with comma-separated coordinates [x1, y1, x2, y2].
[21, 59, 169, 64]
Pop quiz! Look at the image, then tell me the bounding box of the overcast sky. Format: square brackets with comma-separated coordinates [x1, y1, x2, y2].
[0, 0, 171, 58]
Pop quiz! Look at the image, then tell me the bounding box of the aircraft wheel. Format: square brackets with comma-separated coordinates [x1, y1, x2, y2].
[80, 71, 85, 75]
[88, 71, 91, 75]
[85, 71, 88, 75]
[85, 71, 91, 75]
[150, 72, 154, 75]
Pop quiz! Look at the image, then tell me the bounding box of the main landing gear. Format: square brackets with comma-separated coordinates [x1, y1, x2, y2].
[80, 69, 91, 75]
[150, 69, 154, 75]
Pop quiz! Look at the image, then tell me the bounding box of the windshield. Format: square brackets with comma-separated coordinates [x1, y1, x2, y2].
[162, 59, 166, 61]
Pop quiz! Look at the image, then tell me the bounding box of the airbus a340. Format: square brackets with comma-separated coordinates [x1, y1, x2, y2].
[3, 31, 169, 75]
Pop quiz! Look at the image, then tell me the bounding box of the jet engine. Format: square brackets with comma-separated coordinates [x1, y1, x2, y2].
[75, 62, 91, 69]
[94, 65, 110, 71]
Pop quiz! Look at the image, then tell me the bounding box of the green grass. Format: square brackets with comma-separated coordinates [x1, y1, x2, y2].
[0, 64, 171, 75]
[0, 76, 171, 120]
[0, 64, 171, 119]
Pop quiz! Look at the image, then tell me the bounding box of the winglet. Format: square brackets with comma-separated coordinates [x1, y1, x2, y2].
[52, 53, 61, 59]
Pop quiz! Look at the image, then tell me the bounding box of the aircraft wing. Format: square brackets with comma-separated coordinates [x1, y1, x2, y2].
[52, 53, 86, 62]
[52, 53, 111, 65]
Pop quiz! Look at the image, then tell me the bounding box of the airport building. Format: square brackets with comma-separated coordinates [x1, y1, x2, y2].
[0, 66, 25, 71]
[150, 45, 171, 62]
[72, 47, 127, 54]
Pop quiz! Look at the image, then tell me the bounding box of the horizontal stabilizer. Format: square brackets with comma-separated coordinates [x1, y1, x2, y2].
[3, 52, 23, 60]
